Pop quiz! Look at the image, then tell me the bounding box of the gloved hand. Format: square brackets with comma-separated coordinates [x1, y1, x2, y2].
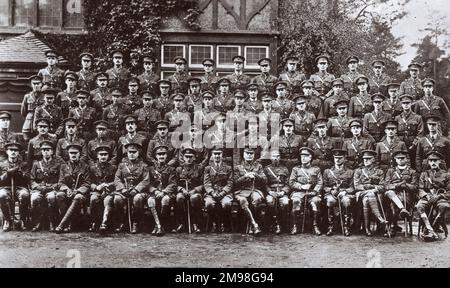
[129, 188, 138, 198]
[6, 166, 19, 176]
[155, 190, 164, 199]
[428, 194, 439, 204]
[188, 189, 196, 197]
[338, 191, 347, 198]
[66, 189, 74, 198]
[269, 191, 278, 198]
[306, 191, 316, 197]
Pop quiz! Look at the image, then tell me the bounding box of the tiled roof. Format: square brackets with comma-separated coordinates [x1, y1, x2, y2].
[0, 30, 66, 64]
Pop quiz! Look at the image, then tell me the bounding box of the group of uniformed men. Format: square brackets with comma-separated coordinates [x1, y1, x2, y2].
[0, 49, 449, 241]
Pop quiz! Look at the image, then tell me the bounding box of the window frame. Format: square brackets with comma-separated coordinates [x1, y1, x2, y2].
[244, 45, 269, 69]
[216, 45, 241, 69]
[0, 0, 10, 27]
[161, 44, 186, 68]
[189, 44, 213, 68]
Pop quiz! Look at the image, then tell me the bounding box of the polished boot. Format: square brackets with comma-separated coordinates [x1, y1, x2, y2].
[114, 207, 125, 233]
[55, 201, 79, 233]
[312, 211, 322, 236]
[363, 207, 372, 236]
[326, 212, 334, 236]
[31, 206, 44, 232]
[274, 219, 282, 235]
[343, 215, 351, 236]
[150, 207, 164, 236]
[290, 211, 299, 235]
[131, 222, 139, 234]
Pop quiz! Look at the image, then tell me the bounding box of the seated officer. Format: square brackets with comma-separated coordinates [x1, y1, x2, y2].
[289, 147, 323, 236]
[55, 144, 91, 234]
[203, 146, 234, 233]
[174, 147, 204, 234]
[322, 149, 355, 236]
[383, 149, 417, 237]
[148, 145, 176, 236]
[88, 145, 117, 233]
[0, 142, 30, 232]
[264, 150, 290, 234]
[417, 151, 450, 241]
[233, 147, 267, 236]
[114, 143, 149, 234]
[29, 140, 60, 232]
[353, 150, 386, 236]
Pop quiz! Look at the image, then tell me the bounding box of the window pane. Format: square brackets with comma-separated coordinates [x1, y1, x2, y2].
[39, 0, 61, 27]
[218, 46, 239, 66]
[163, 45, 184, 65]
[0, 0, 8, 26]
[190, 46, 212, 65]
[63, 0, 83, 27]
[14, 0, 34, 27]
[246, 47, 268, 66]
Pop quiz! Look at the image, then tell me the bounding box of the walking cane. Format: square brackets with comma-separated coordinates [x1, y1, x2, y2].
[403, 190, 408, 237]
[185, 179, 192, 234]
[301, 194, 308, 234]
[377, 193, 391, 238]
[10, 176, 15, 231]
[337, 195, 345, 235]
[124, 179, 132, 232]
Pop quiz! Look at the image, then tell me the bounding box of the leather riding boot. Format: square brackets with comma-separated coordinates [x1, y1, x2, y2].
[363, 207, 372, 236]
[313, 211, 322, 236]
[290, 210, 299, 235]
[150, 207, 164, 236]
[326, 210, 334, 236]
[55, 200, 79, 234]
[343, 215, 351, 236]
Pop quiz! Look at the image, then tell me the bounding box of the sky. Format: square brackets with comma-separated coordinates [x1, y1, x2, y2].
[389, 0, 450, 70]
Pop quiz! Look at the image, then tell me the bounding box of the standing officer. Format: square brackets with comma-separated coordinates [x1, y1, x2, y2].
[68, 89, 97, 140]
[289, 95, 316, 139]
[117, 115, 147, 163]
[88, 145, 117, 232]
[123, 77, 143, 112]
[90, 72, 112, 120]
[200, 59, 219, 92]
[264, 149, 290, 234]
[203, 146, 234, 233]
[417, 151, 450, 240]
[106, 49, 131, 90]
[272, 81, 294, 119]
[186, 77, 203, 115]
[174, 147, 204, 233]
[168, 56, 189, 94]
[342, 119, 375, 169]
[301, 80, 322, 118]
[341, 55, 363, 93]
[307, 118, 334, 172]
[56, 71, 78, 118]
[278, 118, 303, 171]
[214, 78, 234, 112]
[289, 147, 323, 235]
[152, 80, 174, 118]
[34, 87, 63, 136]
[113, 142, 149, 234]
[87, 120, 117, 165]
[0, 112, 21, 162]
[383, 149, 417, 236]
[38, 50, 64, 88]
[253, 58, 278, 93]
[233, 147, 267, 235]
[327, 99, 351, 149]
[375, 120, 408, 171]
[21, 75, 43, 141]
[279, 56, 306, 94]
[226, 55, 251, 91]
[55, 118, 87, 163]
[137, 54, 160, 93]
[164, 93, 189, 131]
[134, 91, 161, 139]
[27, 118, 57, 168]
[399, 63, 423, 100]
[321, 78, 350, 118]
[322, 149, 355, 236]
[55, 144, 91, 233]
[29, 140, 60, 232]
[244, 83, 263, 114]
[348, 76, 372, 120]
[382, 82, 402, 119]
[77, 52, 96, 90]
[148, 145, 176, 235]
[102, 88, 129, 140]
[0, 142, 30, 231]
[146, 120, 177, 167]
[309, 55, 335, 94]
[368, 60, 391, 95]
[363, 93, 390, 142]
[194, 90, 220, 132]
[353, 150, 386, 236]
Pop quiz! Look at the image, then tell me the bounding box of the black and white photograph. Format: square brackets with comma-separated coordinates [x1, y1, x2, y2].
[0, 0, 449, 272]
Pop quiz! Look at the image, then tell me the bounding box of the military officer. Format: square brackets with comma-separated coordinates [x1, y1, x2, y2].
[233, 147, 267, 235]
[368, 60, 391, 95]
[102, 88, 129, 140]
[229, 89, 248, 126]
[21, 75, 43, 141]
[348, 76, 372, 120]
[90, 72, 112, 120]
[34, 88, 63, 136]
[258, 93, 278, 138]
[117, 115, 147, 163]
[167, 56, 189, 94]
[55, 144, 91, 233]
[309, 54, 335, 94]
[193, 90, 220, 132]
[134, 91, 161, 139]
[88, 145, 117, 232]
[200, 58, 219, 92]
[415, 115, 450, 172]
[322, 149, 355, 236]
[106, 49, 131, 90]
[148, 145, 176, 235]
[342, 119, 375, 169]
[272, 81, 294, 119]
[264, 150, 290, 234]
[301, 80, 322, 118]
[278, 56, 306, 94]
[38, 50, 64, 88]
[113, 142, 149, 234]
[137, 54, 160, 92]
[381, 83, 402, 119]
[214, 78, 234, 112]
[399, 63, 423, 100]
[289, 95, 316, 139]
[363, 93, 390, 142]
[327, 99, 351, 148]
[55, 117, 87, 162]
[27, 118, 57, 168]
[68, 89, 97, 140]
[55, 71, 78, 118]
[146, 120, 177, 167]
[177, 124, 209, 169]
[243, 83, 263, 114]
[152, 79, 174, 118]
[375, 120, 408, 170]
[123, 77, 143, 112]
[164, 93, 189, 132]
[321, 78, 350, 118]
[29, 140, 60, 232]
[0, 142, 30, 231]
[87, 120, 117, 165]
[174, 147, 204, 233]
[226, 55, 251, 92]
[341, 55, 363, 93]
[353, 150, 387, 236]
[253, 58, 278, 93]
[278, 118, 303, 171]
[289, 147, 323, 235]
[307, 118, 334, 172]
[77, 52, 96, 90]
[203, 146, 234, 233]
[383, 149, 417, 236]
[417, 151, 450, 240]
[0, 112, 22, 162]
[186, 77, 203, 115]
